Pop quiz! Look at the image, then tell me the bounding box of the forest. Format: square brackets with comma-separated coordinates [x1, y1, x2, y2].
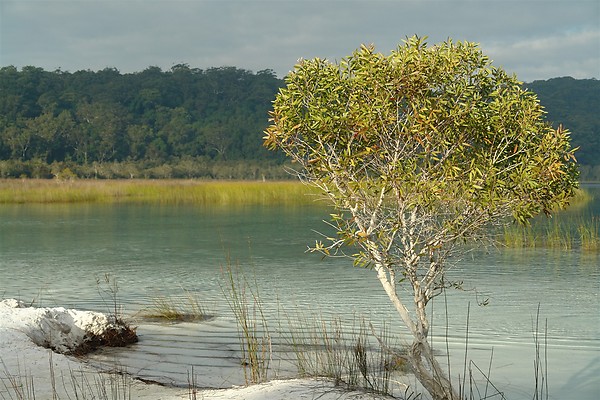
[525, 77, 599, 181]
[0, 65, 598, 180]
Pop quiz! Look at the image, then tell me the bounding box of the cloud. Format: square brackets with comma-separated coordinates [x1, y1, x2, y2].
[1, 0, 598, 81]
[485, 29, 600, 80]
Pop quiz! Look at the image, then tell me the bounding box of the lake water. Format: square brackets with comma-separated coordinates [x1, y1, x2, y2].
[1, 186, 598, 399]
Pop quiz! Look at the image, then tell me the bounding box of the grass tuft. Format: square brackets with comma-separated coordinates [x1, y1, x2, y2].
[138, 291, 211, 323]
[220, 261, 271, 385]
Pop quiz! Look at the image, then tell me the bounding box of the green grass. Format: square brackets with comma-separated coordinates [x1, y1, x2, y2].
[502, 224, 540, 248]
[0, 179, 324, 205]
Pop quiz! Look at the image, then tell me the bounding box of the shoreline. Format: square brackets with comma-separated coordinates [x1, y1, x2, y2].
[0, 299, 394, 400]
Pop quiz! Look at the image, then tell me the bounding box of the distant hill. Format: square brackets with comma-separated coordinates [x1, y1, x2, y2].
[525, 77, 599, 169]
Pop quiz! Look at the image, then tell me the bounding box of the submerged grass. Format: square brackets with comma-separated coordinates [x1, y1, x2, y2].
[137, 291, 211, 323]
[0, 179, 323, 206]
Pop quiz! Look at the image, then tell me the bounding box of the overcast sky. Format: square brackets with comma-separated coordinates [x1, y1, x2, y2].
[1, 0, 598, 82]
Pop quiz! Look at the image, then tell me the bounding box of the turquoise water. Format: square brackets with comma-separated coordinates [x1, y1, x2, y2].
[0, 187, 598, 399]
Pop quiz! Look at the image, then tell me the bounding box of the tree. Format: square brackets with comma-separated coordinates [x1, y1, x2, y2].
[264, 36, 578, 400]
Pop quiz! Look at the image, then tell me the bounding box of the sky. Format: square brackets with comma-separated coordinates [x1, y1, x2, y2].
[0, 0, 598, 82]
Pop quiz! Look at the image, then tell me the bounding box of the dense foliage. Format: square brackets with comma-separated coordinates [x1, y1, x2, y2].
[0, 65, 287, 178]
[0, 64, 597, 180]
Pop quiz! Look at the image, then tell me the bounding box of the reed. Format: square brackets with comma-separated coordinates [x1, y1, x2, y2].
[502, 224, 540, 248]
[501, 186, 598, 252]
[578, 216, 600, 251]
[0, 179, 323, 205]
[95, 273, 119, 321]
[502, 216, 599, 251]
[544, 219, 573, 250]
[220, 261, 271, 385]
[532, 304, 549, 400]
[568, 188, 593, 209]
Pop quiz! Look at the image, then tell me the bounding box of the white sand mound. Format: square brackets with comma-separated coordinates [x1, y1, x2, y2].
[0, 298, 134, 354]
[0, 299, 185, 399]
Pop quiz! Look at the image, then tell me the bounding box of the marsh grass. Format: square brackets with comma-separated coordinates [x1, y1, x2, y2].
[578, 216, 600, 251]
[500, 188, 598, 251]
[66, 369, 133, 400]
[545, 219, 573, 250]
[501, 225, 539, 248]
[0, 179, 322, 205]
[532, 304, 549, 400]
[96, 273, 122, 321]
[568, 187, 593, 210]
[1, 357, 36, 400]
[502, 216, 599, 251]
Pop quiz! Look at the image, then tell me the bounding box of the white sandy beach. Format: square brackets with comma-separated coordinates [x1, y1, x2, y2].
[0, 299, 394, 399]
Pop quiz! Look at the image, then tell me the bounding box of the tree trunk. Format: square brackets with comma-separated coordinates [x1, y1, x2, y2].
[374, 263, 459, 400]
[409, 334, 458, 400]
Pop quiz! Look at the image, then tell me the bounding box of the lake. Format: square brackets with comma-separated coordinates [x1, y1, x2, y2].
[1, 186, 598, 399]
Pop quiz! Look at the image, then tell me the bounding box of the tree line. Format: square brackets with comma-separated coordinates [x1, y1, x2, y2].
[0, 65, 597, 180]
[0, 64, 287, 179]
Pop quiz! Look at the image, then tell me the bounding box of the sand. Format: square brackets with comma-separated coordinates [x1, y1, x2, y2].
[0, 299, 393, 399]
